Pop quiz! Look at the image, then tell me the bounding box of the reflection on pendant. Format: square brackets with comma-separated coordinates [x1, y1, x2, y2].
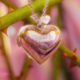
[17, 25, 61, 64]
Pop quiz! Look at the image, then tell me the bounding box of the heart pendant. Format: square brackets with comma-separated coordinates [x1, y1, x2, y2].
[17, 25, 61, 64]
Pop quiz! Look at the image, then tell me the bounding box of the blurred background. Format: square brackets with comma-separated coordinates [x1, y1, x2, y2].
[0, 0, 80, 80]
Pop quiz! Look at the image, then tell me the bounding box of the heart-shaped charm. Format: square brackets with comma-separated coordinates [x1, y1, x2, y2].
[17, 25, 61, 64]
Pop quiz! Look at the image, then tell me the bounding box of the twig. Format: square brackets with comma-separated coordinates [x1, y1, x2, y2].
[52, 51, 61, 80]
[60, 44, 80, 66]
[0, 0, 62, 30]
[18, 57, 32, 80]
[52, 3, 72, 80]
[0, 32, 16, 80]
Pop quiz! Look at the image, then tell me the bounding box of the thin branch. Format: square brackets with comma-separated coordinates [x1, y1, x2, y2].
[0, 32, 16, 80]
[52, 51, 61, 80]
[52, 3, 71, 80]
[60, 44, 80, 66]
[18, 58, 32, 80]
[0, 0, 62, 30]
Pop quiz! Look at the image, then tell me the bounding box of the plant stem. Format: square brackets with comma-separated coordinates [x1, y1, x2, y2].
[52, 51, 61, 80]
[0, 32, 15, 80]
[52, 3, 72, 80]
[52, 4, 62, 80]
[0, 0, 62, 30]
[60, 44, 80, 66]
[56, 3, 63, 29]
[18, 57, 32, 80]
[59, 49, 73, 80]
[53, 50, 72, 80]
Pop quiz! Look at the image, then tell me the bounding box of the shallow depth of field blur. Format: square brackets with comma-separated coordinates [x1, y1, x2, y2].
[0, 0, 80, 80]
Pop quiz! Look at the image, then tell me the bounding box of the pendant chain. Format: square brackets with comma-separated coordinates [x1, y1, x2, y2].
[42, 0, 49, 16]
[28, 0, 35, 15]
[28, 0, 49, 26]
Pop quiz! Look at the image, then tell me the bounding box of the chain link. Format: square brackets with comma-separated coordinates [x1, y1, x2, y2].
[28, 0, 49, 27]
[28, 0, 35, 15]
[42, 0, 49, 16]
[28, 0, 39, 23]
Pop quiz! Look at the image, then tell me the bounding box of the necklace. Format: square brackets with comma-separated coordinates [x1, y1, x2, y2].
[29, 0, 50, 27]
[17, 0, 61, 64]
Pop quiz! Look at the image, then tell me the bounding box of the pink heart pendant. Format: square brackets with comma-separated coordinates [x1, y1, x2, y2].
[17, 25, 61, 64]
